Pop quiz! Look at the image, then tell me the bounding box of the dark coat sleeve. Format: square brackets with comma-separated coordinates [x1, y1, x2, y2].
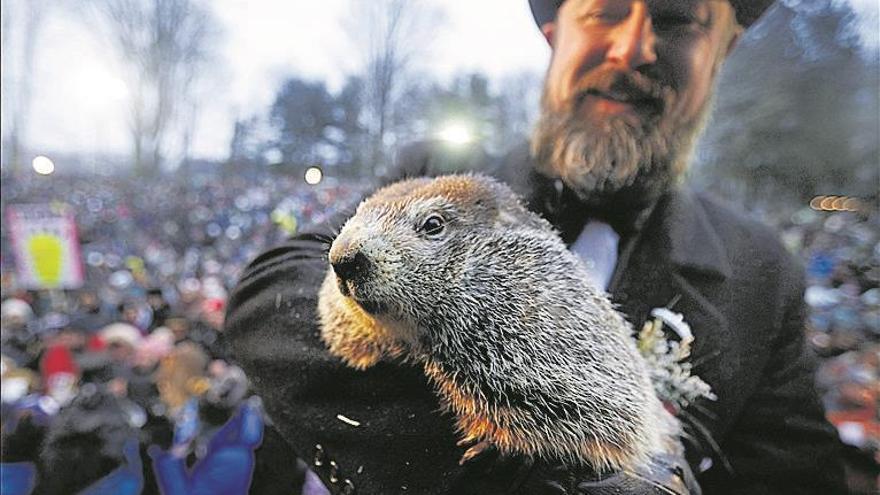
[696, 236, 846, 494]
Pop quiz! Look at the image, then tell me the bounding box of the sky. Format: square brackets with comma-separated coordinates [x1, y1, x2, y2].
[4, 0, 877, 164]
[10, 0, 551, 162]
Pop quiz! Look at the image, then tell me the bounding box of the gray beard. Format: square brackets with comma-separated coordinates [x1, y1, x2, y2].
[530, 92, 709, 209]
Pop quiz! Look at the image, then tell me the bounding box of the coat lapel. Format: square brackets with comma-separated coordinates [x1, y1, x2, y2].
[610, 188, 730, 320]
[608, 189, 734, 439]
[646, 188, 732, 359]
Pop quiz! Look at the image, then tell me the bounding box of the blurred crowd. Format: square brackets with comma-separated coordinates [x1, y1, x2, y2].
[0, 171, 365, 494]
[0, 171, 877, 492]
[778, 208, 880, 489]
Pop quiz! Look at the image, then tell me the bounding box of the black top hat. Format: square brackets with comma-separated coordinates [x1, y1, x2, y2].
[529, 0, 774, 29]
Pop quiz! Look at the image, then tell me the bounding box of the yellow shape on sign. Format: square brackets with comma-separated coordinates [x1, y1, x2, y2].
[27, 234, 64, 288]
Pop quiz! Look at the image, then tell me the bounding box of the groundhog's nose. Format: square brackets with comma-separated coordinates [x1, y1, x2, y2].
[331, 251, 372, 285]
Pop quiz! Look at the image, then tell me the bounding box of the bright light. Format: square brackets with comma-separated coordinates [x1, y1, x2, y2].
[304, 166, 323, 185]
[437, 121, 473, 145]
[89, 74, 127, 102]
[32, 156, 56, 175]
[810, 195, 863, 212]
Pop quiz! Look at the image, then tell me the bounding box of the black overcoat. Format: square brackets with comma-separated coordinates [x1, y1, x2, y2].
[225, 143, 845, 494]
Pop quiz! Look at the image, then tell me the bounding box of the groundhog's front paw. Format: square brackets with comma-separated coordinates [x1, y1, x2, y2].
[457, 437, 495, 465]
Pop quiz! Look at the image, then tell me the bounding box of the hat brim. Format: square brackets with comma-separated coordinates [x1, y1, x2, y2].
[528, 0, 773, 29]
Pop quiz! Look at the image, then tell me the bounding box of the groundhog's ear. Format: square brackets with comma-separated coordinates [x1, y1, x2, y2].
[483, 183, 530, 228]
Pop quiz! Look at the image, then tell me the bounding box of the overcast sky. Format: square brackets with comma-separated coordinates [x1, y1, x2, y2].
[7, 0, 878, 163]
[17, 0, 551, 161]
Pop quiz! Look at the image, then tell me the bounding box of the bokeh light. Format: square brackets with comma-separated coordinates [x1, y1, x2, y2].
[32, 155, 56, 175]
[304, 166, 323, 185]
[809, 195, 864, 212]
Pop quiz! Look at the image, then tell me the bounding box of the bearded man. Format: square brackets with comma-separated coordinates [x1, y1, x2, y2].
[224, 1, 846, 493]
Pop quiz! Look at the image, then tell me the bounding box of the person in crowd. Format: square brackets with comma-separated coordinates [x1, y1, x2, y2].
[119, 300, 152, 335]
[128, 327, 174, 412]
[164, 316, 192, 345]
[69, 289, 114, 335]
[146, 289, 172, 331]
[1, 298, 39, 369]
[34, 386, 140, 495]
[155, 342, 210, 424]
[39, 343, 80, 409]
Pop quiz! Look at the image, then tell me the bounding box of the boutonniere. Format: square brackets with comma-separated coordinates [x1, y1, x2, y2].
[637, 307, 716, 414]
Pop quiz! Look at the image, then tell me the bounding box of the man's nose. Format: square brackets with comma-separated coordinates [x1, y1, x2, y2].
[605, 3, 658, 69]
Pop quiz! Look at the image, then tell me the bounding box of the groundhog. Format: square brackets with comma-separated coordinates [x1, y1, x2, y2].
[317, 173, 674, 474]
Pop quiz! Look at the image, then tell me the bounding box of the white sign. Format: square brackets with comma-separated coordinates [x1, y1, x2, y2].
[7, 204, 84, 289]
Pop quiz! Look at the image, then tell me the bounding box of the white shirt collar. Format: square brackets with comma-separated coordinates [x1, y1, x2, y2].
[570, 220, 619, 292]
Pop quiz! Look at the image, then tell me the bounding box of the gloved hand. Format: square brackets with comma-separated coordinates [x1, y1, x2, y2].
[0, 462, 37, 495]
[449, 441, 700, 495]
[150, 398, 264, 495]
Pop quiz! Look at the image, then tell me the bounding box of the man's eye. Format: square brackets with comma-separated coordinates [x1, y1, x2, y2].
[580, 8, 628, 25]
[653, 14, 697, 30]
[419, 215, 445, 237]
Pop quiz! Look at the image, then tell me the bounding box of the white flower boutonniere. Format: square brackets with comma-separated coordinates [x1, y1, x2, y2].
[637, 308, 716, 414]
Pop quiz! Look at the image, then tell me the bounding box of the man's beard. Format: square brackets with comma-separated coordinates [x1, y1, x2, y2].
[530, 68, 710, 210]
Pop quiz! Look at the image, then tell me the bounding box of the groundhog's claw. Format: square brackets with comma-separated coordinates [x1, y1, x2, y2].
[456, 435, 477, 448]
[459, 440, 493, 465]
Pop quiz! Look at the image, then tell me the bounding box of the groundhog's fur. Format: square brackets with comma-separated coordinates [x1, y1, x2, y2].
[317, 173, 671, 473]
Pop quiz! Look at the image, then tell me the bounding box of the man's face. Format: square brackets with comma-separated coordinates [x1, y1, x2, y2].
[531, 0, 740, 206]
[166, 318, 189, 341]
[79, 292, 99, 310]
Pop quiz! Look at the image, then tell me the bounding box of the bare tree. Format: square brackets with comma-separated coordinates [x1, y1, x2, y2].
[490, 71, 543, 155]
[83, 0, 218, 176]
[344, 0, 444, 174]
[1, 0, 50, 174]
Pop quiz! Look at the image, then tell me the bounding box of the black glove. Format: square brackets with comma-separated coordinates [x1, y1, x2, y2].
[448, 441, 699, 495]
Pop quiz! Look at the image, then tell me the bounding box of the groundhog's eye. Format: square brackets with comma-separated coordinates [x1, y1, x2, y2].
[419, 215, 445, 238]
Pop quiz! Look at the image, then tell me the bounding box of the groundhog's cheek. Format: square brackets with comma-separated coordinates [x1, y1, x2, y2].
[317, 271, 388, 369]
